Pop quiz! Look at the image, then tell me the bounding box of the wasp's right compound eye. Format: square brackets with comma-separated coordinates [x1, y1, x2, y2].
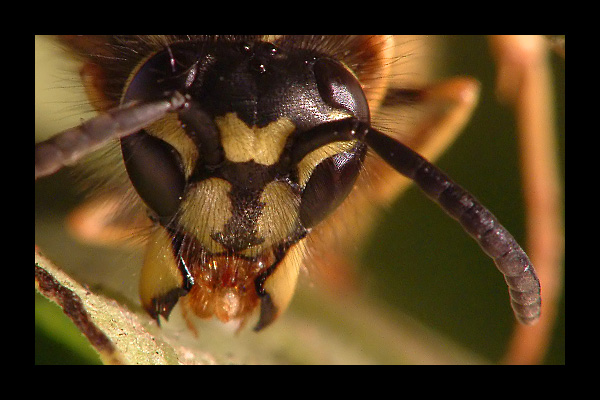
[119, 45, 203, 222]
[121, 131, 186, 221]
[125, 44, 201, 103]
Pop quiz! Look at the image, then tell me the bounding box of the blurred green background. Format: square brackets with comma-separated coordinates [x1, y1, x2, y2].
[35, 35, 564, 364]
[360, 35, 564, 364]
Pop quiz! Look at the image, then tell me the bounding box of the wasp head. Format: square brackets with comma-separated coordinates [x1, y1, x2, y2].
[128, 38, 371, 330]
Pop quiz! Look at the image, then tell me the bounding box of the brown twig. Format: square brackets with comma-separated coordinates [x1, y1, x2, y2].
[489, 35, 564, 365]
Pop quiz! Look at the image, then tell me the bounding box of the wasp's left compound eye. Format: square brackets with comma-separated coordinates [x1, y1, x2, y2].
[313, 58, 370, 123]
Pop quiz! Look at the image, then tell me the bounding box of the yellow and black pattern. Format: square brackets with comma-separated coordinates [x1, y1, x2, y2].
[108, 36, 383, 329]
[37, 35, 542, 332]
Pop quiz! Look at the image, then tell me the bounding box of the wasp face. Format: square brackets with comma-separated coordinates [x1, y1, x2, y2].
[121, 38, 372, 329]
[36, 36, 544, 341]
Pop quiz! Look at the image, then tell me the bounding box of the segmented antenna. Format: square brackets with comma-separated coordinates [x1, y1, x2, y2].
[363, 125, 541, 325]
[35, 92, 187, 180]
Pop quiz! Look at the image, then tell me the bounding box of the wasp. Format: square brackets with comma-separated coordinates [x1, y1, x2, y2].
[35, 35, 544, 343]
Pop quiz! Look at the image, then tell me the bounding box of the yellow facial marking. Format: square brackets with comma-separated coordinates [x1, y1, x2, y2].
[139, 226, 184, 313]
[146, 113, 199, 178]
[297, 140, 357, 187]
[243, 181, 299, 257]
[261, 238, 306, 321]
[215, 113, 295, 165]
[178, 178, 232, 253]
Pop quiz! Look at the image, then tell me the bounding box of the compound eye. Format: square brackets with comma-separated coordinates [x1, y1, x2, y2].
[121, 131, 186, 221]
[125, 45, 200, 103]
[120, 44, 198, 222]
[313, 58, 370, 123]
[299, 143, 366, 229]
